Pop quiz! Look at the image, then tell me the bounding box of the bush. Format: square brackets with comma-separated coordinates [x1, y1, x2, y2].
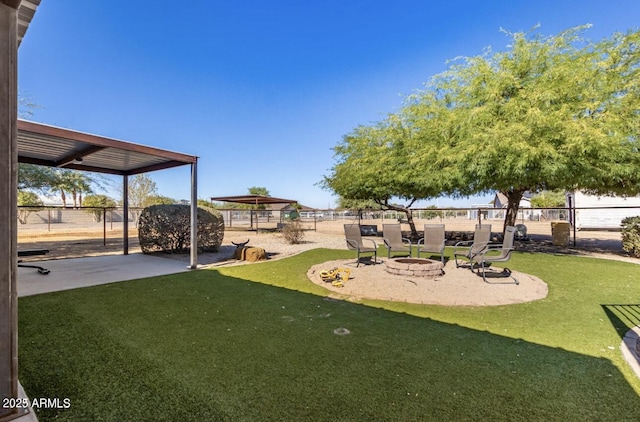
[138, 205, 224, 254]
[280, 220, 305, 244]
[621, 216, 640, 258]
[17, 191, 43, 224]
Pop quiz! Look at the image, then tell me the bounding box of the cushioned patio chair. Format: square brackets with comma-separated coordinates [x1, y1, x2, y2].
[382, 223, 412, 259]
[475, 226, 518, 285]
[417, 224, 445, 263]
[453, 224, 491, 268]
[344, 224, 378, 266]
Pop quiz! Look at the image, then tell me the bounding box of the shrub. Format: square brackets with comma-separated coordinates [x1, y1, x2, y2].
[17, 190, 43, 224]
[138, 205, 224, 254]
[281, 220, 305, 244]
[621, 216, 640, 258]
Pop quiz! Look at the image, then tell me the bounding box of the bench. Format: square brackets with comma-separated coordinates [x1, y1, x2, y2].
[18, 249, 50, 275]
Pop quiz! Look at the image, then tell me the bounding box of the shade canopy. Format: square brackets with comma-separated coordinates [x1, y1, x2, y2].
[18, 119, 198, 175]
[211, 195, 298, 206]
[16, 119, 200, 267]
[17, 0, 40, 47]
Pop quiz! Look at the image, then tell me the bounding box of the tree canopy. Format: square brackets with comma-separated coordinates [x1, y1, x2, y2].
[248, 186, 270, 197]
[82, 194, 118, 222]
[126, 174, 159, 208]
[18, 164, 107, 208]
[530, 191, 566, 208]
[17, 190, 43, 224]
[323, 25, 640, 232]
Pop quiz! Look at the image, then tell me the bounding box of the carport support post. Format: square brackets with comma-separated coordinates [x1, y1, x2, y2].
[0, 1, 20, 420]
[189, 161, 197, 269]
[123, 175, 129, 255]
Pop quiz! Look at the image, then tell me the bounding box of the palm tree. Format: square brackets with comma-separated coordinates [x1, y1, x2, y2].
[52, 169, 102, 208]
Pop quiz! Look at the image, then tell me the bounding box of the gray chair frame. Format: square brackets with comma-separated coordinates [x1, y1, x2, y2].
[344, 224, 378, 266]
[417, 224, 445, 263]
[475, 226, 518, 285]
[453, 224, 492, 268]
[382, 223, 412, 259]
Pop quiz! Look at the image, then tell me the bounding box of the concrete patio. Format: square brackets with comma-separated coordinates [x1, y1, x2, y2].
[18, 254, 193, 297]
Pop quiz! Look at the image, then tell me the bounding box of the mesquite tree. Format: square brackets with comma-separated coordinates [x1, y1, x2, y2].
[322, 117, 456, 239]
[324, 25, 640, 234]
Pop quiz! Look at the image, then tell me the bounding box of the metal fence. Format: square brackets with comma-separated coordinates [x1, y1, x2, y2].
[17, 207, 141, 260]
[17, 205, 640, 258]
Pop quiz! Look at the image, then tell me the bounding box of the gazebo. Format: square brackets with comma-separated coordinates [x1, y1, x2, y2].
[211, 195, 298, 231]
[17, 119, 200, 265]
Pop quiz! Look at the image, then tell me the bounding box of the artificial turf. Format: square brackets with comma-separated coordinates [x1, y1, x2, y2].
[17, 248, 640, 421]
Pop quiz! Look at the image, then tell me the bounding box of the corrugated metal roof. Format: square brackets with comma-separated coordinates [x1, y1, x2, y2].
[18, 120, 198, 175]
[211, 195, 298, 205]
[18, 0, 40, 47]
[15, 3, 197, 176]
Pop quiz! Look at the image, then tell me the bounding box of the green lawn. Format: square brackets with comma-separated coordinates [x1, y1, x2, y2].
[18, 248, 640, 421]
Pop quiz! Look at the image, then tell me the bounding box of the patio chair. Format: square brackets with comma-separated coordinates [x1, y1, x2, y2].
[453, 224, 491, 268]
[382, 224, 412, 259]
[475, 226, 518, 285]
[344, 224, 378, 266]
[417, 224, 445, 263]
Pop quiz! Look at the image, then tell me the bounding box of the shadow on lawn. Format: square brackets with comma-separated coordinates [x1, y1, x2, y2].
[18, 272, 640, 421]
[602, 304, 640, 338]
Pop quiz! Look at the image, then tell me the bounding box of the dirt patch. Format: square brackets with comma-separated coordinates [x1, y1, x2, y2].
[308, 258, 548, 306]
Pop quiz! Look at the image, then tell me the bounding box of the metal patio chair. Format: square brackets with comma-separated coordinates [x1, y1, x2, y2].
[417, 224, 445, 263]
[453, 224, 491, 268]
[344, 224, 378, 266]
[382, 223, 412, 259]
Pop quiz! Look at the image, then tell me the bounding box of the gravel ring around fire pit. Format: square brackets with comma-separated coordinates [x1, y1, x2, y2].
[307, 258, 548, 306]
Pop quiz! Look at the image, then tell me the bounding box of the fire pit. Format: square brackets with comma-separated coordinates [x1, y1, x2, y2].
[384, 258, 444, 278]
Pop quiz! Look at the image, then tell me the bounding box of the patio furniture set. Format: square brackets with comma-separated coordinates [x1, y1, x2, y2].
[343, 223, 518, 284]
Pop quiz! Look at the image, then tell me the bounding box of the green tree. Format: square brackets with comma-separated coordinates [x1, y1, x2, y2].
[124, 174, 159, 227]
[18, 165, 108, 208]
[407, 25, 640, 232]
[146, 195, 175, 206]
[248, 186, 270, 196]
[66, 171, 94, 207]
[530, 191, 566, 208]
[248, 186, 271, 210]
[17, 190, 43, 224]
[337, 197, 379, 210]
[125, 174, 158, 208]
[18, 164, 55, 192]
[82, 194, 117, 222]
[421, 205, 443, 220]
[49, 169, 98, 208]
[322, 117, 452, 238]
[325, 25, 640, 235]
[197, 198, 213, 208]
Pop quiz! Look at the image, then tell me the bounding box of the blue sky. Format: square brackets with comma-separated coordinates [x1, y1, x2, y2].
[18, 0, 639, 208]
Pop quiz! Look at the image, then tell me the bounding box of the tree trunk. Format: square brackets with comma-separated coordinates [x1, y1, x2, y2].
[404, 209, 419, 240]
[503, 189, 525, 234]
[60, 190, 67, 207]
[375, 200, 419, 239]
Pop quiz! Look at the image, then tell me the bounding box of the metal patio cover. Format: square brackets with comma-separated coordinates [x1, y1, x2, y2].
[17, 119, 197, 174]
[211, 195, 298, 206]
